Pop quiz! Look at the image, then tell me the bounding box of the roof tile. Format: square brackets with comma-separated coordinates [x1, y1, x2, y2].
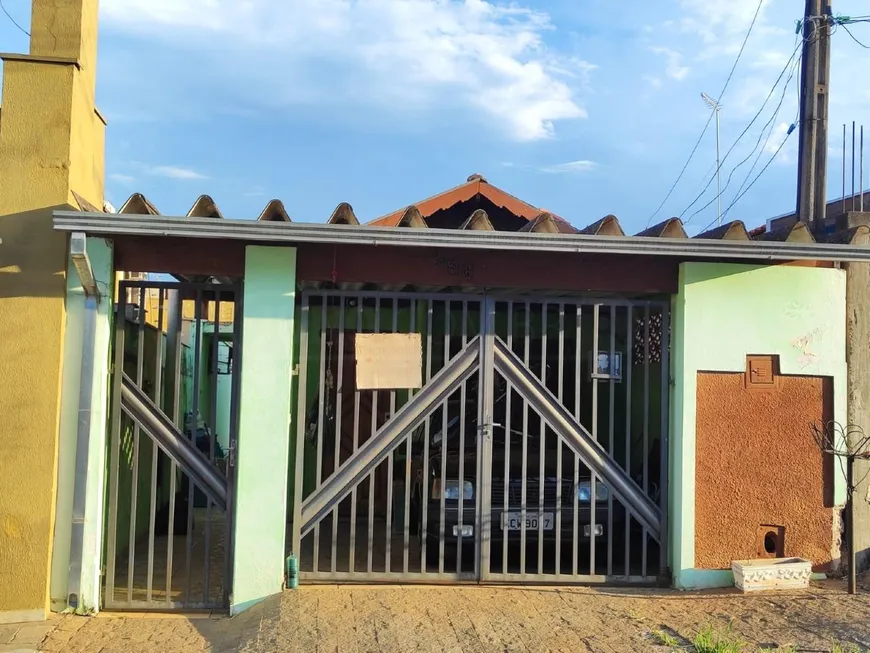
[752, 220, 814, 243]
[187, 195, 223, 219]
[694, 220, 749, 240]
[257, 199, 291, 222]
[579, 215, 624, 236]
[635, 217, 687, 239]
[328, 202, 359, 225]
[459, 209, 494, 231]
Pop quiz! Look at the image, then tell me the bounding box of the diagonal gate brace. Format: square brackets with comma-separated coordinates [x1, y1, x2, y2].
[299, 337, 481, 536]
[121, 373, 228, 511]
[493, 338, 662, 541]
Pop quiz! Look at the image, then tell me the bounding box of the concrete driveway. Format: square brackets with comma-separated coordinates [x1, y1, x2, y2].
[32, 578, 870, 652]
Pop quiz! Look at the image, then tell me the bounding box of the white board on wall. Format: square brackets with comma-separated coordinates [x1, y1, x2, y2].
[355, 333, 423, 390]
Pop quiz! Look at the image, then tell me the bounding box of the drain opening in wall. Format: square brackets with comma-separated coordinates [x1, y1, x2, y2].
[756, 524, 785, 558]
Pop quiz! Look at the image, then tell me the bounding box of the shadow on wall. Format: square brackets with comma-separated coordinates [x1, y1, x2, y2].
[0, 207, 70, 298]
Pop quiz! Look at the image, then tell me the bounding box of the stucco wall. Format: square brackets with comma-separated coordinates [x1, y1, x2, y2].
[0, 0, 104, 619]
[695, 372, 834, 571]
[670, 262, 846, 589]
[845, 262, 870, 572]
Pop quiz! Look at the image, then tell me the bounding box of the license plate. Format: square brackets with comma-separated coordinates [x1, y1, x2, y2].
[501, 512, 554, 531]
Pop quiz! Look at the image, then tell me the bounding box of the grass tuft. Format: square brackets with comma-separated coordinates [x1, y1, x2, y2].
[692, 624, 745, 653]
[650, 629, 681, 648]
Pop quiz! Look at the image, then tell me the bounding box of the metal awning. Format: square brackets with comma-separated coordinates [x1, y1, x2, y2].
[53, 210, 870, 262]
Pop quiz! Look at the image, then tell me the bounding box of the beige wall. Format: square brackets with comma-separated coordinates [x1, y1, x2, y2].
[0, 0, 104, 620]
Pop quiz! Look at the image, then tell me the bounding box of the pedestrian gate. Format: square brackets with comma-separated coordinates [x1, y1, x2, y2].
[292, 292, 669, 583]
[104, 280, 241, 609]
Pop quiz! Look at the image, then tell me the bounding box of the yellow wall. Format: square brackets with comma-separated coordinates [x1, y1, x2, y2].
[0, 0, 104, 620]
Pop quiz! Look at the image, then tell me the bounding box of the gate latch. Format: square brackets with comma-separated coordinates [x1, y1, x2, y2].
[227, 439, 236, 467]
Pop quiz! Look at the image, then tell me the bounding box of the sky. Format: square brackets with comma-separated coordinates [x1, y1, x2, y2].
[1, 0, 870, 234]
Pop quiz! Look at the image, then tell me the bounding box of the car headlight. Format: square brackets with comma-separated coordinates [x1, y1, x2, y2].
[432, 479, 474, 500]
[577, 480, 609, 502]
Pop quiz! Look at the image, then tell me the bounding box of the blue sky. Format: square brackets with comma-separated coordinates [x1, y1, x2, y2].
[2, 0, 870, 233]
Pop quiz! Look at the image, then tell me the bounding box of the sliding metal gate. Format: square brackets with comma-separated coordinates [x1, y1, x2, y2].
[104, 280, 241, 609]
[292, 291, 669, 583]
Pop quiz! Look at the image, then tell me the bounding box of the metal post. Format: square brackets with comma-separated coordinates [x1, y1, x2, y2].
[843, 123, 848, 217]
[861, 125, 865, 212]
[852, 121, 857, 211]
[66, 295, 98, 610]
[847, 456, 856, 595]
[715, 107, 721, 227]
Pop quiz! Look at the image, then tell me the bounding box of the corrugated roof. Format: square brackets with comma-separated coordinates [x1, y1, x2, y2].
[520, 212, 576, 234]
[110, 175, 867, 247]
[187, 195, 223, 219]
[694, 220, 750, 241]
[816, 224, 870, 245]
[459, 209, 494, 231]
[752, 220, 814, 243]
[635, 218, 687, 239]
[257, 199, 291, 222]
[578, 215, 624, 236]
[327, 202, 359, 225]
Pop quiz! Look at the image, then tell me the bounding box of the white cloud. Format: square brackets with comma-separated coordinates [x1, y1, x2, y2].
[100, 0, 591, 141]
[650, 46, 690, 81]
[146, 165, 208, 180]
[643, 75, 663, 89]
[501, 160, 598, 174]
[108, 172, 137, 185]
[539, 160, 598, 174]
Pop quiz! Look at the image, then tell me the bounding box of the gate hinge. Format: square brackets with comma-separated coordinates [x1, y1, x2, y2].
[292, 364, 299, 376]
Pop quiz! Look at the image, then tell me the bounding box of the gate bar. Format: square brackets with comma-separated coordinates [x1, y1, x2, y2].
[300, 337, 481, 535]
[127, 287, 146, 603]
[492, 338, 662, 541]
[120, 376, 228, 510]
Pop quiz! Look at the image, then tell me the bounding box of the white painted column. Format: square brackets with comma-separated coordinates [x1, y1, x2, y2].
[50, 237, 113, 613]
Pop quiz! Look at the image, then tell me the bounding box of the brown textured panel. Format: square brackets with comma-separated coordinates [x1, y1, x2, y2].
[745, 354, 778, 391]
[695, 372, 834, 571]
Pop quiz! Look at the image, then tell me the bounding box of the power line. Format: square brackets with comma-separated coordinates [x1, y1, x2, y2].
[0, 0, 29, 37]
[841, 23, 870, 48]
[679, 39, 804, 222]
[644, 0, 764, 228]
[703, 121, 797, 231]
[683, 45, 803, 225]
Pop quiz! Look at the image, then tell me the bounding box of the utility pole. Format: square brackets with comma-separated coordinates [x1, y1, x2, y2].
[795, 0, 832, 232]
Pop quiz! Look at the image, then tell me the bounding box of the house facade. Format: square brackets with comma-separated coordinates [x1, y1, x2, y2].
[2, 0, 869, 624]
[47, 181, 866, 615]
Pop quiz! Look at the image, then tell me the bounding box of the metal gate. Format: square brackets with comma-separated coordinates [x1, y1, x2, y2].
[292, 291, 669, 583]
[104, 280, 241, 609]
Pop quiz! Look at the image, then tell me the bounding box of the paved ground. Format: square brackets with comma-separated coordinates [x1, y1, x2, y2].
[29, 576, 870, 652]
[0, 619, 58, 653]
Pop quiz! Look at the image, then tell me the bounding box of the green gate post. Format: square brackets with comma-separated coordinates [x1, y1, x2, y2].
[231, 246, 296, 614]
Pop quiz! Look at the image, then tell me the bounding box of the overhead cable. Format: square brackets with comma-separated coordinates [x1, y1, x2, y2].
[644, 0, 765, 228]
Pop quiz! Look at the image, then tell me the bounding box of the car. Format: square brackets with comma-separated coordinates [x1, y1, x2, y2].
[410, 376, 624, 567]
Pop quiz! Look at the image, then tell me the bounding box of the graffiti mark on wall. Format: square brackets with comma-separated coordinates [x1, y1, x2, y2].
[790, 327, 822, 369]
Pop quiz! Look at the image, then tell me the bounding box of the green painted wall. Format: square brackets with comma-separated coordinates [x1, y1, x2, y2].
[232, 246, 296, 615]
[50, 237, 113, 613]
[670, 262, 846, 589]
